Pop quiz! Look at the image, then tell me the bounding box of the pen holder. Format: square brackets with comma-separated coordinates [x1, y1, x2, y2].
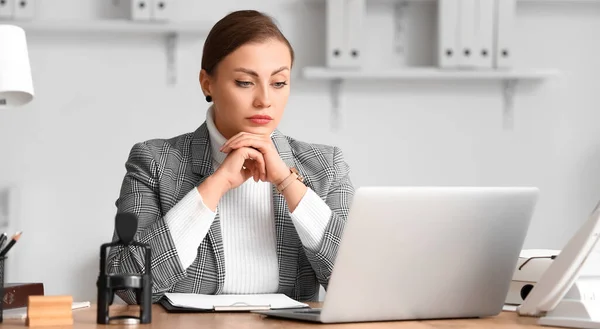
[97, 213, 152, 324]
[0, 256, 5, 323]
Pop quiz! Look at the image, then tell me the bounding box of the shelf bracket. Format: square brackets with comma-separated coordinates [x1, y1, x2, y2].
[166, 33, 178, 85]
[330, 79, 343, 130]
[502, 79, 517, 130]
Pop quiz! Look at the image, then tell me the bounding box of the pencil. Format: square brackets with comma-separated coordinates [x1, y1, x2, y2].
[0, 232, 22, 258]
[0, 233, 7, 250]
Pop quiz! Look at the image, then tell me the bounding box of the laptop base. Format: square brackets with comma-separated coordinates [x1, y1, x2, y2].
[254, 308, 323, 323]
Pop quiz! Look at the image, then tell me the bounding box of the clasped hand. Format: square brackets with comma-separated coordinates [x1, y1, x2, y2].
[214, 132, 290, 190]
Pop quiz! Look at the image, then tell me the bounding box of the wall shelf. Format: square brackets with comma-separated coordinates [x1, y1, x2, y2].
[4, 19, 211, 34]
[4, 19, 211, 85]
[310, 0, 573, 130]
[303, 67, 560, 80]
[344, 0, 600, 3]
[302, 66, 560, 129]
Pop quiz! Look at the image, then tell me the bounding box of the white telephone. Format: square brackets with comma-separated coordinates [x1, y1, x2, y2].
[505, 249, 559, 306]
[515, 200, 600, 329]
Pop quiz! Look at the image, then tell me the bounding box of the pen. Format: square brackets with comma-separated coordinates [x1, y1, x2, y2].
[0, 233, 7, 250]
[0, 232, 22, 258]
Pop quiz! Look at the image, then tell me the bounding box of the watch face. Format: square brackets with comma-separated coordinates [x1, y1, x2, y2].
[291, 167, 304, 182]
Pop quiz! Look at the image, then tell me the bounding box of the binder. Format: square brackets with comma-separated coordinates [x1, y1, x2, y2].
[12, 0, 34, 20]
[326, 0, 346, 67]
[345, 0, 365, 68]
[475, 0, 495, 68]
[127, 0, 152, 21]
[437, 0, 459, 68]
[458, 0, 476, 68]
[494, 0, 516, 69]
[0, 0, 13, 19]
[151, 0, 173, 21]
[159, 293, 310, 313]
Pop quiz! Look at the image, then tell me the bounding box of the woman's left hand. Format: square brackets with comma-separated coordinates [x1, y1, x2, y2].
[220, 132, 291, 184]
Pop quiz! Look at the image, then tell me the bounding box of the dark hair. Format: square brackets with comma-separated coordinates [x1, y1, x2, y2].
[201, 10, 295, 76]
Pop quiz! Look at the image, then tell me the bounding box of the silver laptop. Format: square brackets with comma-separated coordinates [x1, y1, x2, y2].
[255, 186, 539, 323]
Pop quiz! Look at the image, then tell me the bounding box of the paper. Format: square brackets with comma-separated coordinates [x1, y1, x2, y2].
[520, 249, 560, 259]
[502, 304, 518, 312]
[164, 293, 308, 310]
[71, 301, 91, 310]
[3, 301, 90, 320]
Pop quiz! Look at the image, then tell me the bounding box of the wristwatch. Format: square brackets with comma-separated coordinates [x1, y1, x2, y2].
[276, 167, 304, 193]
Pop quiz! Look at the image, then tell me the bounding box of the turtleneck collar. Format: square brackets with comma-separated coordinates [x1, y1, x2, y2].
[205, 105, 228, 167]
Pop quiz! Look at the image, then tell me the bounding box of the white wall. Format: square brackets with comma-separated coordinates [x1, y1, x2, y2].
[0, 0, 599, 302]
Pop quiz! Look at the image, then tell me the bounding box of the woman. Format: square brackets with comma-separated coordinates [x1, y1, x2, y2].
[107, 9, 355, 304]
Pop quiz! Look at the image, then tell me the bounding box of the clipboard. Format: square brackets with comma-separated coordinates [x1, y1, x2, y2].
[159, 293, 309, 313]
[159, 298, 272, 312]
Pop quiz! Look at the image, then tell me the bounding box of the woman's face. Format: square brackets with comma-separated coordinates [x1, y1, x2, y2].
[200, 38, 292, 139]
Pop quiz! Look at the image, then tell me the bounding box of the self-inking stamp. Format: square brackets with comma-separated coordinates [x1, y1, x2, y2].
[97, 212, 152, 324]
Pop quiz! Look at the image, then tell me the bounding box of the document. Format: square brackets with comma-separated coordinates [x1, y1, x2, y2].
[163, 293, 309, 311]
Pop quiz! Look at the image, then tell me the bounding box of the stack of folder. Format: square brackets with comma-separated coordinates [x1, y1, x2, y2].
[438, 0, 516, 70]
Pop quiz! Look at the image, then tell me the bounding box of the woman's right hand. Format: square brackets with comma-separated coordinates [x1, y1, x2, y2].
[215, 146, 267, 189]
[197, 147, 266, 211]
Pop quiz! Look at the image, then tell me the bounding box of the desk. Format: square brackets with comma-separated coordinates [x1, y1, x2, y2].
[0, 303, 561, 328]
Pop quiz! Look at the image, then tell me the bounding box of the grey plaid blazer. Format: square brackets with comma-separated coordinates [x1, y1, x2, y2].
[107, 122, 355, 304]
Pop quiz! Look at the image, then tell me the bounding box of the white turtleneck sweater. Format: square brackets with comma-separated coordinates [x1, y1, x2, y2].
[163, 108, 332, 294]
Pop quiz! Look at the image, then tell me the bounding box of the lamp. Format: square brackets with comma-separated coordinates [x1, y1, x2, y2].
[0, 24, 34, 108]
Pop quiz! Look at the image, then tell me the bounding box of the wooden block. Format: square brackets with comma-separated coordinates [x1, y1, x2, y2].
[28, 295, 72, 306]
[27, 306, 73, 319]
[26, 295, 73, 327]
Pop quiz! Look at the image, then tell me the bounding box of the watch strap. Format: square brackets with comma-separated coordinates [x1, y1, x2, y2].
[276, 167, 303, 193]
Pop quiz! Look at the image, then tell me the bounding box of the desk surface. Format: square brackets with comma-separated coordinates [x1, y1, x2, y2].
[0, 303, 559, 328]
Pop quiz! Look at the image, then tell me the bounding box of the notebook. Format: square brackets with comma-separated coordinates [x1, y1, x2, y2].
[160, 293, 309, 312]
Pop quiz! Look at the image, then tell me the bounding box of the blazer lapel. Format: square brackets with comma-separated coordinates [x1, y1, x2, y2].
[190, 123, 226, 294]
[271, 130, 304, 295]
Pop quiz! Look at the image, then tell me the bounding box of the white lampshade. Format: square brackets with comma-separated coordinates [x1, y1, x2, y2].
[0, 24, 34, 109]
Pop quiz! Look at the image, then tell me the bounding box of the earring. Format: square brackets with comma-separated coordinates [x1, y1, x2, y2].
[205, 95, 212, 102]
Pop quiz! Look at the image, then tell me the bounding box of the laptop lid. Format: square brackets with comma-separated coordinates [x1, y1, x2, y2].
[319, 186, 539, 323]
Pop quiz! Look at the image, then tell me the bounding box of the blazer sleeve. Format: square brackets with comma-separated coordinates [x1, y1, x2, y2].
[106, 142, 208, 304]
[302, 146, 355, 290]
